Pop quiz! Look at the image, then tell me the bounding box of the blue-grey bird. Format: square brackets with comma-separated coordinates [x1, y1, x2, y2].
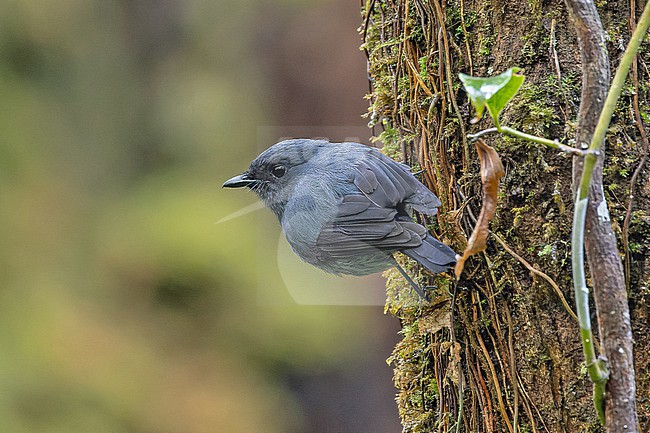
[223, 139, 457, 298]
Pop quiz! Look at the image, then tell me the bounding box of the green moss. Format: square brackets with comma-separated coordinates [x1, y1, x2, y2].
[509, 81, 561, 135]
[445, 7, 478, 42]
[478, 33, 495, 57]
[511, 204, 530, 228]
[538, 243, 554, 257]
[386, 313, 439, 432]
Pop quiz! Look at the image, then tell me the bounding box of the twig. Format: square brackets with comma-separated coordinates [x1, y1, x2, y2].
[459, 0, 474, 75]
[622, 0, 650, 292]
[472, 292, 515, 433]
[622, 137, 648, 293]
[361, 0, 377, 60]
[432, 0, 470, 167]
[450, 281, 464, 433]
[516, 370, 550, 433]
[549, 18, 562, 86]
[549, 18, 571, 121]
[491, 232, 579, 324]
[505, 306, 519, 433]
[404, 55, 437, 97]
[467, 126, 592, 156]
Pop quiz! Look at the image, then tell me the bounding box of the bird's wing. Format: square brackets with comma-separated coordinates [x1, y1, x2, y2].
[316, 194, 426, 258]
[315, 153, 443, 259]
[354, 152, 441, 215]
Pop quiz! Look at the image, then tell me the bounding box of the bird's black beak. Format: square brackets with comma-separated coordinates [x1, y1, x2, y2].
[223, 173, 256, 188]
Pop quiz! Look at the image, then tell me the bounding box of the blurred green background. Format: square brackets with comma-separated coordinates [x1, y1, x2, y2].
[0, 0, 401, 432]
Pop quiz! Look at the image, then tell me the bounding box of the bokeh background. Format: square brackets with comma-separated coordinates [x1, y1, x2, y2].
[0, 0, 402, 432]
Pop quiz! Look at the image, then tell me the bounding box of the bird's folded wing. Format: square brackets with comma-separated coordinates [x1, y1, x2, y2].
[354, 153, 441, 215]
[316, 194, 426, 258]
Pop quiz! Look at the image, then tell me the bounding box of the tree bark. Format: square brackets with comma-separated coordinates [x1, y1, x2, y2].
[563, 0, 638, 430]
[361, 0, 649, 431]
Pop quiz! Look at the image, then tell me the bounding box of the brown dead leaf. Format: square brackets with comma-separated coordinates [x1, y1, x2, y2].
[455, 138, 505, 277]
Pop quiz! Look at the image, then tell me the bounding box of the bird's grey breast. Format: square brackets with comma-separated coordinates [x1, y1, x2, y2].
[280, 146, 364, 265]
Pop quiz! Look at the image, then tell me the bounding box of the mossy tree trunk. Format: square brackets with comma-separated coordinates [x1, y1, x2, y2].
[361, 0, 649, 432]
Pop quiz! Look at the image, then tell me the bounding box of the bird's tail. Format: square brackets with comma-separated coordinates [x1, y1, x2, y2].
[401, 235, 457, 274]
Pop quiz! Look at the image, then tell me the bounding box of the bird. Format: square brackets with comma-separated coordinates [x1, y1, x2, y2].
[222, 139, 457, 299]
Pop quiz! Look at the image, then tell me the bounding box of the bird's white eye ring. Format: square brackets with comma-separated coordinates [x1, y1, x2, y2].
[271, 165, 287, 178]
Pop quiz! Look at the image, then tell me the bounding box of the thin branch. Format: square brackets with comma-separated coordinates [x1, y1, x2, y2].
[472, 291, 514, 433]
[491, 232, 579, 324]
[468, 126, 591, 156]
[571, 196, 608, 422]
[505, 306, 519, 433]
[622, 0, 650, 292]
[580, 1, 650, 172]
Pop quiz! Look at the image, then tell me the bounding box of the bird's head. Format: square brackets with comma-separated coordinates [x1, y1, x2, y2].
[223, 139, 327, 217]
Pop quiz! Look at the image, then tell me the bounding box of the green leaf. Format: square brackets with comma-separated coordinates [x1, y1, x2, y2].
[458, 68, 525, 126]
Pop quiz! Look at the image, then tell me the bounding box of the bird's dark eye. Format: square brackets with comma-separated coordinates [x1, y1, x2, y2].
[271, 165, 287, 178]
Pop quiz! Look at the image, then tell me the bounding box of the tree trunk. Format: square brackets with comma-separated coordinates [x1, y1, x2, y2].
[361, 0, 649, 431]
